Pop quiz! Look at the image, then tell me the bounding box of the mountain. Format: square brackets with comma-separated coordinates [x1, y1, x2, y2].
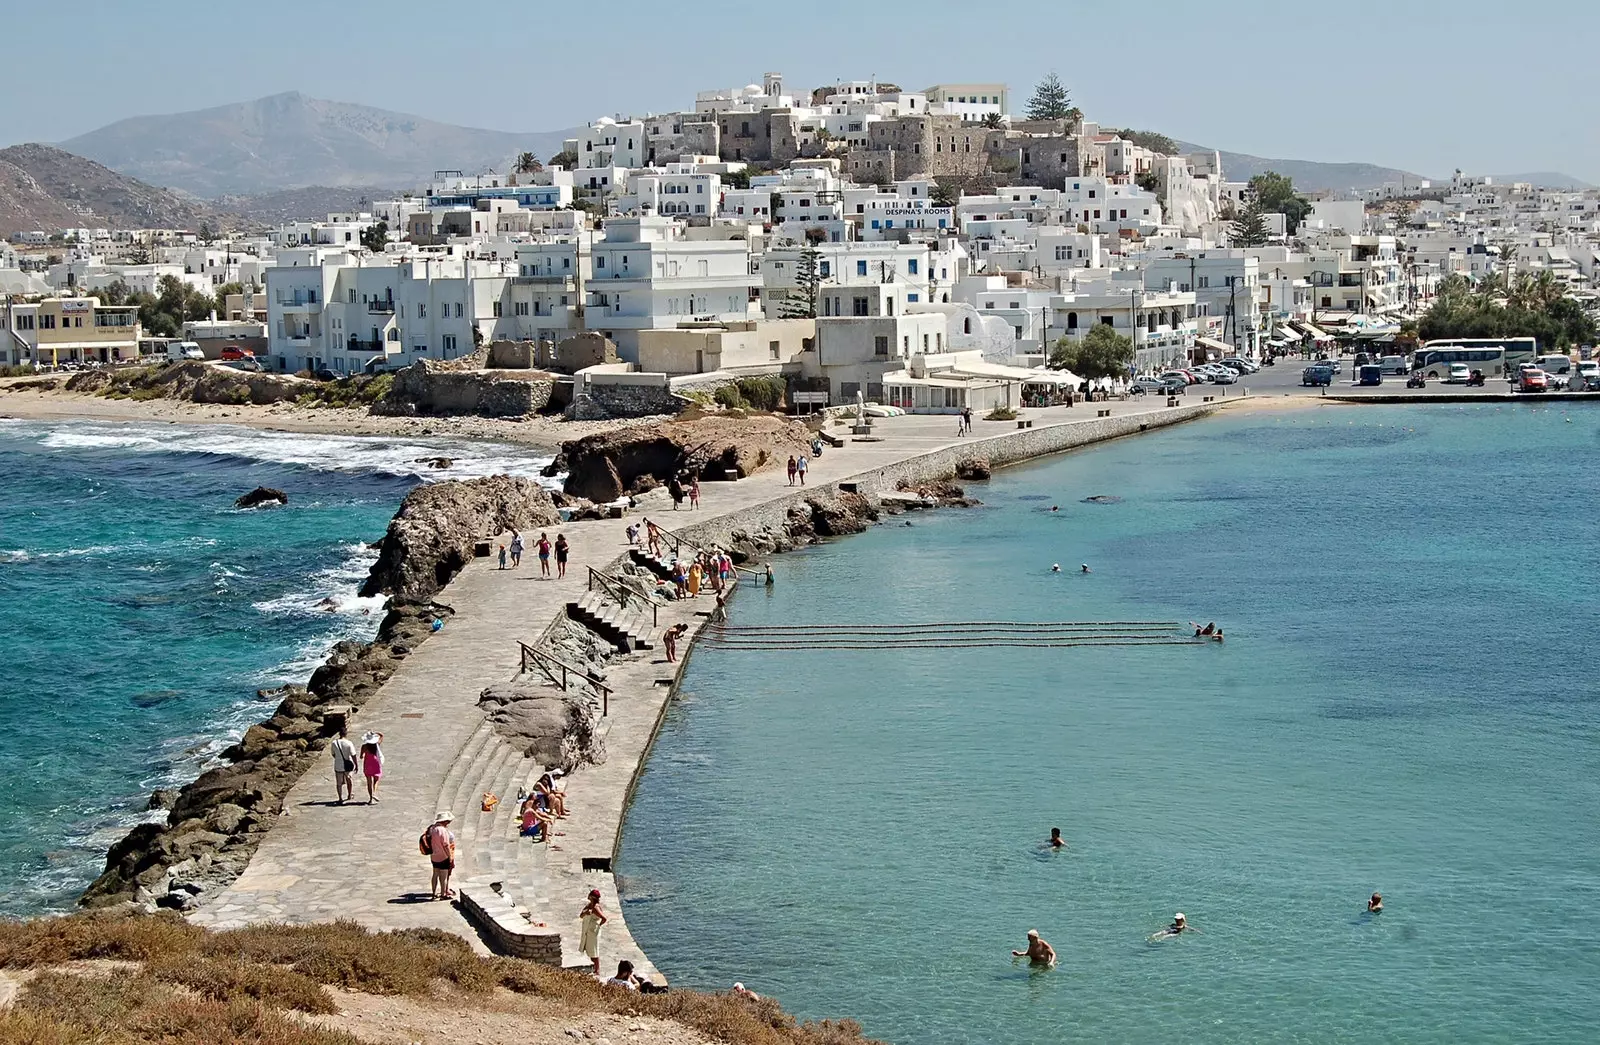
[59, 92, 574, 198]
[1491, 172, 1594, 190]
[0, 144, 238, 237]
[1175, 141, 1426, 192]
[216, 185, 400, 225]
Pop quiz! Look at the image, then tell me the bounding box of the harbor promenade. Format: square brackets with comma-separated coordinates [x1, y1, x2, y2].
[188, 396, 1221, 979]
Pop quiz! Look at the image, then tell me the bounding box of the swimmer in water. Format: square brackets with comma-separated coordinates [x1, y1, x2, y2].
[1012, 929, 1056, 966]
[1368, 892, 1382, 913]
[1080, 564, 1090, 574]
[1048, 827, 1065, 849]
[1149, 913, 1195, 940]
[1051, 563, 1061, 573]
[1050, 505, 1059, 512]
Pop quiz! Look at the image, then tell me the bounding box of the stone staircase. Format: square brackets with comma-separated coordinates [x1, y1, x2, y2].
[565, 592, 656, 653]
[628, 546, 677, 580]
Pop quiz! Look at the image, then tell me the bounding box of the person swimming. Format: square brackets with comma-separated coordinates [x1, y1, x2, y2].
[1048, 827, 1065, 849]
[1368, 892, 1383, 913]
[1050, 505, 1060, 512]
[1051, 563, 1061, 573]
[1013, 929, 1056, 966]
[1149, 912, 1195, 940]
[1080, 564, 1090, 574]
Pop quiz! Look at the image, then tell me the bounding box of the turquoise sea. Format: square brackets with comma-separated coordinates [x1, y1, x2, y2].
[620, 404, 1600, 1044]
[0, 418, 549, 916]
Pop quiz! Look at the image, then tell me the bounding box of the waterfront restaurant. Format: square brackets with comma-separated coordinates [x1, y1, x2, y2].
[0, 295, 142, 366]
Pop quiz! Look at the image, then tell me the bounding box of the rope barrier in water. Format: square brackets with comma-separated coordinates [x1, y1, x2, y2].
[700, 638, 1206, 650]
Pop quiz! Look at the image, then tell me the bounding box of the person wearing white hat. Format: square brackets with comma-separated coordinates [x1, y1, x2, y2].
[427, 811, 456, 901]
[1150, 912, 1196, 940]
[1012, 928, 1056, 966]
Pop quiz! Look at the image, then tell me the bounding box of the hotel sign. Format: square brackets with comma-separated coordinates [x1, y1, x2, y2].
[60, 300, 94, 314]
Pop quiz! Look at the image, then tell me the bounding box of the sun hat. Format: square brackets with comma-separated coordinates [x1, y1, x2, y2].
[589, 888, 602, 899]
[1026, 929, 1039, 938]
[1174, 912, 1185, 921]
[436, 810, 453, 822]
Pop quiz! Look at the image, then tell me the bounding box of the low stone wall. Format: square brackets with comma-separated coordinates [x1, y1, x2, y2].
[569, 377, 690, 420]
[457, 880, 564, 964]
[664, 402, 1218, 549]
[382, 362, 555, 417]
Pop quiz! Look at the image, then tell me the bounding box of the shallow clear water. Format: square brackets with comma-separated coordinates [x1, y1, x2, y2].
[0, 419, 550, 915]
[620, 404, 1600, 1044]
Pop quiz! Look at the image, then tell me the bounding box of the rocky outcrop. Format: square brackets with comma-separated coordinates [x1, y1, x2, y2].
[234, 487, 287, 509]
[66, 362, 311, 405]
[894, 478, 980, 507]
[359, 477, 560, 600]
[550, 414, 813, 502]
[955, 456, 992, 480]
[479, 617, 610, 769]
[81, 599, 455, 910]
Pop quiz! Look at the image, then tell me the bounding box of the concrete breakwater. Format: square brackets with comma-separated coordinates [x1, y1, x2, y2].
[157, 400, 1218, 982]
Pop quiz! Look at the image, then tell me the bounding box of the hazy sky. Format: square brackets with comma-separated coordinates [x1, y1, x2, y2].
[6, 0, 1598, 181]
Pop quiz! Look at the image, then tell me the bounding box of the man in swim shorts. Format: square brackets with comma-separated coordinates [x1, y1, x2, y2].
[1049, 827, 1065, 849]
[1013, 929, 1056, 966]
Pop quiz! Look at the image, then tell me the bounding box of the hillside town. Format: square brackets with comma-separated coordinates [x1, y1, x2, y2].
[4, 72, 1599, 412]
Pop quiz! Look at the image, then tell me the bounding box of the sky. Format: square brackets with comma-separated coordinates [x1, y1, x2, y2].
[5, 0, 1599, 182]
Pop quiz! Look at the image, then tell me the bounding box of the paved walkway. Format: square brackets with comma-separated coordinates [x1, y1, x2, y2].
[190, 397, 1214, 974]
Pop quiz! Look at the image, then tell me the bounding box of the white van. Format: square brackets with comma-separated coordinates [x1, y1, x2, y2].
[166, 341, 205, 362]
[1534, 353, 1571, 376]
[1377, 355, 1408, 374]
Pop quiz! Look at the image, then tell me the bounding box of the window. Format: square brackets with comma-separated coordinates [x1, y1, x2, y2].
[1101, 316, 1115, 326]
[923, 333, 930, 351]
[770, 340, 781, 360]
[908, 293, 919, 302]
[874, 335, 889, 356]
[40, 314, 55, 329]
[852, 296, 869, 316]
[418, 303, 426, 318]
[819, 261, 831, 277]
[1010, 301, 1019, 309]
[492, 301, 502, 317]
[908, 259, 919, 275]
[1055, 246, 1069, 261]
[857, 260, 868, 276]
[454, 303, 463, 318]
[1120, 209, 1127, 219]
[596, 256, 606, 269]
[349, 288, 356, 302]
[1198, 276, 1210, 289]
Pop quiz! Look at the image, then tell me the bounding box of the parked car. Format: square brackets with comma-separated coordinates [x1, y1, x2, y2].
[1517, 365, 1549, 393]
[1569, 360, 1600, 390]
[1159, 371, 1194, 389]
[1211, 368, 1239, 384]
[222, 357, 263, 372]
[1357, 364, 1383, 386]
[1445, 363, 1472, 384]
[1302, 365, 1334, 387]
[165, 341, 205, 362]
[219, 345, 255, 361]
[1131, 375, 1186, 395]
[313, 368, 340, 382]
[1221, 357, 1260, 373]
[1378, 354, 1409, 374]
[1534, 354, 1572, 378]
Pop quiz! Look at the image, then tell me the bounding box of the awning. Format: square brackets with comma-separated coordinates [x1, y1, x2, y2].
[1300, 322, 1333, 341]
[1195, 336, 1233, 355]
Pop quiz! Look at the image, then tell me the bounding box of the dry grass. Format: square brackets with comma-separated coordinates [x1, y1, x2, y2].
[0, 914, 880, 1045]
[0, 971, 360, 1045]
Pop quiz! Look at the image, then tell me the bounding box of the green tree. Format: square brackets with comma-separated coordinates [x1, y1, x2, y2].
[514, 151, 543, 175]
[1135, 170, 1160, 193]
[214, 281, 245, 306]
[1116, 129, 1179, 155]
[548, 149, 578, 168]
[1049, 323, 1135, 379]
[1025, 73, 1079, 122]
[96, 279, 131, 306]
[1229, 204, 1271, 247]
[722, 167, 751, 190]
[780, 247, 823, 319]
[360, 221, 388, 253]
[127, 244, 153, 265]
[982, 112, 1004, 129]
[931, 177, 963, 208]
[197, 221, 217, 244]
[1248, 171, 1311, 233]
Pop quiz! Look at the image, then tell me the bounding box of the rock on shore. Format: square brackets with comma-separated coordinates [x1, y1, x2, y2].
[548, 414, 813, 502]
[81, 599, 455, 910]
[360, 476, 560, 600]
[478, 617, 612, 769]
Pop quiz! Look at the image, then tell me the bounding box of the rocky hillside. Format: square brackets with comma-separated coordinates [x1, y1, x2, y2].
[0, 144, 237, 236]
[215, 183, 399, 224]
[62, 91, 575, 196]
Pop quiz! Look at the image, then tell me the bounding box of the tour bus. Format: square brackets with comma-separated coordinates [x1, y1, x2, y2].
[1411, 338, 1537, 377]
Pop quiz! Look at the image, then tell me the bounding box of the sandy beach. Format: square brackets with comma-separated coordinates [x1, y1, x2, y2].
[0, 377, 666, 450]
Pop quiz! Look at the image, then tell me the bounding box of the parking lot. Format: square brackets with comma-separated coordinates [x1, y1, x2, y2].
[1203, 356, 1571, 401]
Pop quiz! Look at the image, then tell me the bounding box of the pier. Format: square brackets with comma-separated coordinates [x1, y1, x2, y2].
[188, 397, 1223, 981]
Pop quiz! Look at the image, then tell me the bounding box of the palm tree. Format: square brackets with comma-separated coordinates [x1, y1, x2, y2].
[514, 152, 542, 175]
[981, 112, 1004, 129]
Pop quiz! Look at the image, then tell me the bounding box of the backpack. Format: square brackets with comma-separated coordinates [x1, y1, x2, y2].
[418, 827, 432, 856]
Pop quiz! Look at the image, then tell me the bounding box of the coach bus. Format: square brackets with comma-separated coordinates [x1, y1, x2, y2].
[1412, 337, 1538, 377]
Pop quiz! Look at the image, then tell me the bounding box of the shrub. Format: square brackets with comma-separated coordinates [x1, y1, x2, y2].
[713, 384, 748, 409]
[734, 376, 786, 412]
[984, 406, 1018, 421]
[0, 364, 37, 378]
[144, 953, 337, 1014]
[0, 909, 203, 968]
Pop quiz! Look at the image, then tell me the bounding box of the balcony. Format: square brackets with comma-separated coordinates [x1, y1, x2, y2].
[513, 273, 576, 288]
[346, 337, 386, 352]
[366, 300, 395, 314]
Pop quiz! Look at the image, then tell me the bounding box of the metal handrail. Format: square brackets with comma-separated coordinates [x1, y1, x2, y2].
[641, 516, 707, 557]
[588, 565, 659, 626]
[518, 641, 611, 717]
